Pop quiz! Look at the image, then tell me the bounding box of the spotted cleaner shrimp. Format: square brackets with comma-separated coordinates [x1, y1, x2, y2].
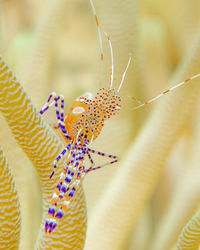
[40, 0, 200, 234]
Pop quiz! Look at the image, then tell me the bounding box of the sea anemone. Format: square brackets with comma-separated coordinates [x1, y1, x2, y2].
[0, 0, 200, 249]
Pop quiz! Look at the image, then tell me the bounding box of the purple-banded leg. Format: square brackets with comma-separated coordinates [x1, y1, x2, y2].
[87, 151, 94, 166]
[40, 92, 57, 115]
[50, 126, 84, 180]
[54, 94, 64, 121]
[46, 169, 85, 234]
[87, 148, 118, 160]
[57, 145, 86, 199]
[84, 148, 119, 173]
[46, 185, 77, 234]
[45, 218, 57, 233]
[57, 166, 76, 199]
[55, 146, 85, 197]
[46, 144, 87, 233]
[50, 143, 72, 179]
[45, 167, 77, 233]
[84, 158, 118, 173]
[39, 93, 72, 140]
[57, 120, 71, 140]
[39, 92, 64, 119]
[54, 169, 84, 218]
[53, 95, 69, 135]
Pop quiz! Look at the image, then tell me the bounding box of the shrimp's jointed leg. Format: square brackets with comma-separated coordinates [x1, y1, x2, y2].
[40, 92, 71, 139]
[45, 166, 85, 233]
[50, 143, 72, 179]
[84, 148, 119, 173]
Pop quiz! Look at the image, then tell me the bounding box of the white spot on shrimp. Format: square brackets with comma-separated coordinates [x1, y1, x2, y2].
[60, 172, 65, 179]
[72, 106, 85, 114]
[63, 200, 70, 206]
[76, 92, 93, 101]
[52, 193, 58, 199]
[116, 105, 121, 110]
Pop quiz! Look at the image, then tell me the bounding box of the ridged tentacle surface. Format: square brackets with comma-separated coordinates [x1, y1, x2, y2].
[0, 56, 87, 249]
[150, 103, 200, 250]
[0, 146, 21, 249]
[177, 210, 200, 250]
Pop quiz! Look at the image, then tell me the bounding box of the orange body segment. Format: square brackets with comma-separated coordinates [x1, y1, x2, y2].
[63, 89, 121, 145]
[63, 100, 89, 142]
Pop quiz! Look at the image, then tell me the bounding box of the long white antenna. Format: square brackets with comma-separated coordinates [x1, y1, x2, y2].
[103, 31, 114, 89]
[117, 56, 132, 93]
[89, 0, 103, 61]
[133, 73, 200, 110]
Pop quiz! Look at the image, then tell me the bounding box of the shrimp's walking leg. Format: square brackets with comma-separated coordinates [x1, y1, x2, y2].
[46, 168, 85, 233]
[50, 143, 72, 179]
[87, 151, 94, 166]
[40, 92, 59, 115]
[40, 92, 71, 139]
[84, 148, 119, 173]
[40, 93, 72, 178]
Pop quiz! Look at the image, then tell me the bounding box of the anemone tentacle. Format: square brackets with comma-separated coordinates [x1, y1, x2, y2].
[0, 56, 87, 249]
[0, 146, 21, 249]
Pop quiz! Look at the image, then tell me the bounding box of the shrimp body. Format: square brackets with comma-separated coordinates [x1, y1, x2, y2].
[64, 89, 121, 144]
[42, 88, 121, 233]
[40, 0, 126, 234]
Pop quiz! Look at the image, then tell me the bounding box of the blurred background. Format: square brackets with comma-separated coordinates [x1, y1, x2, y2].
[0, 0, 200, 249]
